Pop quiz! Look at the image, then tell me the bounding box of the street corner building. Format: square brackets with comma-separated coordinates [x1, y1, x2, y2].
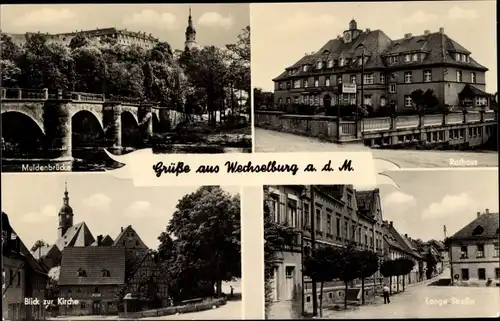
[447, 209, 500, 286]
[256, 19, 497, 149]
[2, 212, 49, 321]
[264, 185, 446, 318]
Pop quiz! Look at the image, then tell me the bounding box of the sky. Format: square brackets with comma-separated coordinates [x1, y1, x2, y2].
[0, 4, 249, 51]
[356, 169, 498, 242]
[251, 1, 497, 93]
[1, 173, 240, 250]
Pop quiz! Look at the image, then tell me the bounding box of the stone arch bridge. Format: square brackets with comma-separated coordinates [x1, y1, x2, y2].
[0, 88, 181, 161]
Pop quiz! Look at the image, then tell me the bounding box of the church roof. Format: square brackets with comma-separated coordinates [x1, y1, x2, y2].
[55, 222, 95, 251]
[449, 212, 499, 240]
[59, 246, 126, 286]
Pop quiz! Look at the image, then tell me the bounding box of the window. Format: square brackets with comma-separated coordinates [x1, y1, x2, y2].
[404, 96, 413, 108]
[77, 268, 87, 277]
[303, 203, 310, 227]
[365, 234, 368, 245]
[270, 195, 279, 222]
[404, 71, 412, 83]
[293, 80, 300, 89]
[314, 78, 319, 87]
[349, 94, 356, 105]
[477, 244, 485, 257]
[460, 245, 468, 258]
[344, 221, 349, 239]
[424, 70, 432, 82]
[336, 217, 341, 236]
[304, 96, 309, 105]
[278, 98, 283, 105]
[380, 97, 387, 107]
[461, 54, 466, 62]
[494, 244, 499, 257]
[350, 75, 356, 84]
[475, 97, 487, 106]
[316, 209, 321, 232]
[471, 72, 476, 84]
[496, 268, 500, 280]
[285, 266, 295, 279]
[317, 61, 323, 69]
[327, 214, 332, 234]
[478, 268, 486, 280]
[457, 70, 462, 82]
[303, 65, 308, 72]
[472, 225, 484, 236]
[358, 58, 362, 66]
[412, 53, 418, 61]
[380, 74, 386, 84]
[81, 302, 86, 309]
[404, 54, 411, 62]
[347, 194, 353, 207]
[363, 95, 372, 106]
[390, 73, 396, 81]
[352, 225, 356, 241]
[389, 56, 398, 64]
[314, 96, 319, 106]
[101, 269, 111, 277]
[364, 73, 374, 84]
[286, 199, 298, 227]
[294, 97, 299, 104]
[325, 78, 330, 87]
[358, 227, 362, 242]
[389, 84, 397, 93]
[279, 83, 283, 89]
[286, 97, 291, 104]
[327, 59, 333, 68]
[337, 76, 342, 85]
[339, 58, 345, 67]
[94, 287, 99, 293]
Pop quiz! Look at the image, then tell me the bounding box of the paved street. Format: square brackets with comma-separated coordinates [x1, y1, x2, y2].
[321, 268, 500, 319]
[142, 299, 242, 320]
[254, 128, 498, 168]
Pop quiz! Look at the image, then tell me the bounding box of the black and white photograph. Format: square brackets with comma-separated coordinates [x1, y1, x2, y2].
[252, 1, 498, 168]
[263, 170, 499, 319]
[2, 174, 242, 320]
[1, 3, 251, 172]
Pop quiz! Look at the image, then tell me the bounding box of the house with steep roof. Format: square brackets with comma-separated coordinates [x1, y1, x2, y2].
[2, 212, 49, 321]
[273, 19, 490, 112]
[447, 209, 499, 286]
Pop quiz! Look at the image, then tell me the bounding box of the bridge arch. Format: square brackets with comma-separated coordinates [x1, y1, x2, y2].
[121, 111, 141, 148]
[1, 110, 46, 158]
[71, 110, 107, 152]
[1, 108, 45, 135]
[152, 112, 161, 133]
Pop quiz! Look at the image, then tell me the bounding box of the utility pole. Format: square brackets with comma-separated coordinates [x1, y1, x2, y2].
[310, 185, 318, 316]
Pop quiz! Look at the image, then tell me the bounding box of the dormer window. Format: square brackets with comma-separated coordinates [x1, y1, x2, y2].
[316, 61, 323, 69]
[279, 83, 283, 89]
[461, 55, 466, 62]
[472, 225, 484, 236]
[358, 58, 362, 66]
[412, 53, 418, 62]
[303, 65, 308, 72]
[389, 56, 398, 64]
[77, 268, 87, 277]
[101, 269, 111, 277]
[339, 58, 345, 67]
[303, 79, 308, 88]
[327, 59, 333, 68]
[404, 54, 411, 62]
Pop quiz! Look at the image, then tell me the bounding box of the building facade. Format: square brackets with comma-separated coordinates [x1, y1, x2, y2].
[273, 20, 490, 112]
[265, 185, 387, 315]
[448, 209, 500, 286]
[2, 212, 49, 321]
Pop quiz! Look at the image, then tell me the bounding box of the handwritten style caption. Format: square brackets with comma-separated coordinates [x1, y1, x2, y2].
[105, 151, 376, 186]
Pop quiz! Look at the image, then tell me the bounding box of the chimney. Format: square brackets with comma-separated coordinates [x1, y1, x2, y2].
[390, 221, 393, 227]
[424, 30, 430, 36]
[477, 212, 481, 218]
[405, 233, 408, 238]
[337, 35, 341, 39]
[365, 28, 370, 32]
[439, 27, 444, 34]
[97, 235, 103, 246]
[404, 33, 412, 39]
[121, 227, 124, 232]
[485, 208, 489, 214]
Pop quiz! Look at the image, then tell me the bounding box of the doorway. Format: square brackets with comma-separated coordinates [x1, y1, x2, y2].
[92, 301, 102, 315]
[461, 268, 469, 281]
[323, 95, 332, 115]
[285, 265, 295, 301]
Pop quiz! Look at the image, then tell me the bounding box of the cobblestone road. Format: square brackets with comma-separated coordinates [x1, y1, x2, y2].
[254, 128, 498, 168]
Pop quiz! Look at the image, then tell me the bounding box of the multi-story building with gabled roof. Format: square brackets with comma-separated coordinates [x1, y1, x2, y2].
[272, 19, 490, 112]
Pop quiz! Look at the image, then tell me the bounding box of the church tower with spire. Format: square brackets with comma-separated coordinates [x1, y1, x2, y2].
[184, 7, 197, 50]
[58, 182, 74, 238]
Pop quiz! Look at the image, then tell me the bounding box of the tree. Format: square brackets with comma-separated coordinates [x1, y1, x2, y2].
[354, 250, 379, 304]
[393, 257, 414, 291]
[254, 88, 274, 110]
[425, 252, 437, 279]
[338, 244, 361, 309]
[303, 245, 341, 317]
[1, 34, 21, 61]
[410, 89, 439, 113]
[165, 186, 240, 298]
[380, 260, 396, 294]
[31, 240, 47, 261]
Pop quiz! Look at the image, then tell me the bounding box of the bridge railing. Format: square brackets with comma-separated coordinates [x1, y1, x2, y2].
[484, 111, 496, 121]
[396, 115, 419, 129]
[446, 113, 463, 124]
[361, 117, 391, 132]
[468, 112, 481, 123]
[0, 87, 160, 106]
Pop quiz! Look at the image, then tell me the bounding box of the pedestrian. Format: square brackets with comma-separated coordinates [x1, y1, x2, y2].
[383, 284, 391, 304]
[230, 285, 234, 298]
